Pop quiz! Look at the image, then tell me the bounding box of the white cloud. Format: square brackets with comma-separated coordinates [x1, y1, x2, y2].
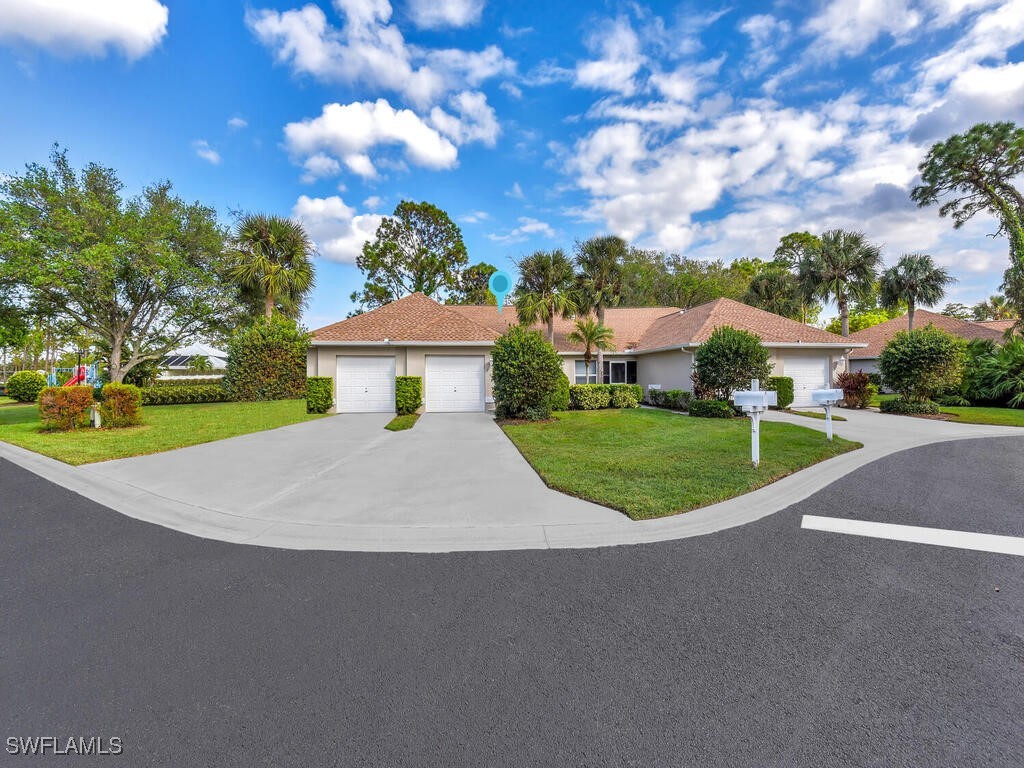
[246, 0, 512, 108]
[460, 210, 490, 223]
[505, 181, 524, 199]
[291, 194, 383, 263]
[192, 140, 221, 165]
[284, 99, 458, 179]
[738, 14, 792, 76]
[300, 153, 342, 183]
[0, 0, 167, 59]
[429, 91, 500, 146]
[487, 216, 556, 243]
[575, 16, 645, 96]
[362, 195, 383, 210]
[407, 0, 484, 29]
[227, 117, 248, 129]
[804, 0, 923, 58]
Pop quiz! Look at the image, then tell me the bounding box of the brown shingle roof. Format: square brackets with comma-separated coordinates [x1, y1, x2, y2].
[311, 292, 500, 343]
[972, 319, 1016, 333]
[847, 309, 1006, 359]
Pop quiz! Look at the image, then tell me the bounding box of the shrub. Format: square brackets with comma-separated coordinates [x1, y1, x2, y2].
[688, 399, 734, 418]
[767, 376, 794, 409]
[569, 384, 612, 410]
[550, 373, 571, 412]
[693, 326, 772, 400]
[121, 358, 162, 388]
[647, 388, 665, 406]
[491, 325, 563, 420]
[973, 337, 1024, 408]
[306, 377, 334, 414]
[139, 385, 228, 405]
[611, 388, 639, 408]
[665, 389, 691, 410]
[880, 398, 940, 415]
[98, 383, 143, 427]
[6, 370, 47, 402]
[836, 371, 873, 408]
[609, 383, 642, 402]
[38, 386, 94, 431]
[879, 326, 966, 402]
[223, 316, 310, 401]
[152, 377, 224, 387]
[866, 372, 883, 389]
[396, 376, 422, 415]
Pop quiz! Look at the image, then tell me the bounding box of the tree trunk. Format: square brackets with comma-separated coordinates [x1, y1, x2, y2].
[596, 305, 605, 385]
[110, 342, 124, 383]
[548, 316, 555, 344]
[907, 301, 916, 331]
[265, 291, 274, 320]
[839, 296, 849, 337]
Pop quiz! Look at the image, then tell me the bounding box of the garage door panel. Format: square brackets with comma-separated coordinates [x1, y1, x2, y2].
[784, 356, 828, 407]
[337, 356, 396, 413]
[426, 356, 485, 412]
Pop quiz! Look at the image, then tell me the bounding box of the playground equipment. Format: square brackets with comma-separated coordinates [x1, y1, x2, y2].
[47, 363, 101, 388]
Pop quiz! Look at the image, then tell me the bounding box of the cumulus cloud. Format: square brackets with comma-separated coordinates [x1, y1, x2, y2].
[227, 117, 248, 129]
[407, 0, 484, 29]
[804, 0, 923, 58]
[192, 140, 221, 165]
[738, 14, 792, 76]
[429, 91, 500, 146]
[487, 217, 556, 243]
[291, 195, 383, 263]
[574, 16, 645, 96]
[0, 0, 168, 59]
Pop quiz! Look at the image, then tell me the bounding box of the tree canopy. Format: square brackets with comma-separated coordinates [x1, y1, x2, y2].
[447, 261, 498, 305]
[799, 230, 882, 336]
[230, 213, 315, 321]
[879, 253, 954, 331]
[514, 249, 579, 342]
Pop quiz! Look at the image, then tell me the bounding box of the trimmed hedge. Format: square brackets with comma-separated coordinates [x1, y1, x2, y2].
[153, 377, 225, 388]
[570, 384, 611, 410]
[689, 399, 734, 418]
[306, 377, 334, 414]
[223, 317, 310, 402]
[880, 398, 940, 415]
[7, 370, 47, 402]
[98, 383, 143, 427]
[767, 376, 794, 409]
[611, 388, 640, 408]
[492, 325, 563, 420]
[38, 386, 94, 431]
[550, 373, 570, 412]
[647, 388, 691, 410]
[139, 385, 229, 405]
[396, 376, 422, 415]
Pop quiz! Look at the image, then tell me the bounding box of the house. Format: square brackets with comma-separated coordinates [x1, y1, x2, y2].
[309, 293, 865, 412]
[846, 309, 1007, 377]
[972, 319, 1017, 334]
[159, 342, 229, 379]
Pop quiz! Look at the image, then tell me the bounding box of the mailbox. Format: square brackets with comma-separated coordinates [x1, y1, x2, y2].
[732, 389, 777, 411]
[811, 388, 844, 405]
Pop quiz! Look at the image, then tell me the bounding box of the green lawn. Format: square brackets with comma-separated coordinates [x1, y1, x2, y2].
[502, 408, 860, 520]
[0, 396, 19, 406]
[869, 392, 1024, 426]
[786, 409, 847, 422]
[385, 413, 420, 431]
[0, 399, 325, 465]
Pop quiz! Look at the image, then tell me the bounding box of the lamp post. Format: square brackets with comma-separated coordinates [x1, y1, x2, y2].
[732, 379, 777, 468]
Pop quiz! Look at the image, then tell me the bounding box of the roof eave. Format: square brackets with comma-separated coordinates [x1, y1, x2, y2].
[310, 339, 496, 346]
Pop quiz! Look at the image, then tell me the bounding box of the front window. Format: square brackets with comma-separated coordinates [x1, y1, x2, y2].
[602, 360, 638, 384]
[574, 360, 597, 384]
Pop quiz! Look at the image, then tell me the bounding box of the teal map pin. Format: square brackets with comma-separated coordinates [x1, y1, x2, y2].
[488, 270, 512, 313]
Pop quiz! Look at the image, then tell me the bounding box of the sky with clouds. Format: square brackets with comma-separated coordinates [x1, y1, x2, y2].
[1, 0, 1023, 328]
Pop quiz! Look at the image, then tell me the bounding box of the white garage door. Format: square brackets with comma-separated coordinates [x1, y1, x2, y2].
[336, 356, 395, 413]
[784, 356, 829, 407]
[425, 356, 485, 412]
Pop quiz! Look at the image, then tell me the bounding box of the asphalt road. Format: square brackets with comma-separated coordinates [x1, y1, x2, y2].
[2, 437, 1023, 767]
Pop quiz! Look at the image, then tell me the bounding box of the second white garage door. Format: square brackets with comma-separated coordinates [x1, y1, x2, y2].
[336, 356, 396, 413]
[784, 356, 829, 407]
[425, 356, 485, 412]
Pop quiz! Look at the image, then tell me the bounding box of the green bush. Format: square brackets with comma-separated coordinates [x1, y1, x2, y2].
[880, 398, 940, 415]
[569, 384, 612, 410]
[153, 377, 225, 387]
[647, 388, 665, 406]
[491, 325, 563, 420]
[223, 316, 310, 402]
[610, 388, 639, 408]
[609, 383, 642, 402]
[879, 326, 966, 402]
[38, 386, 94, 430]
[866, 372, 883, 389]
[139, 385, 229, 405]
[306, 377, 334, 414]
[767, 376, 794, 409]
[550, 373, 571, 412]
[98, 383, 143, 427]
[647, 388, 690, 410]
[973, 337, 1024, 408]
[836, 371, 873, 408]
[693, 326, 772, 400]
[6, 370, 47, 402]
[688, 399, 734, 418]
[396, 376, 422, 415]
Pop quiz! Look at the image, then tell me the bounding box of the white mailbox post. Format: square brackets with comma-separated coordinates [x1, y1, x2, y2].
[811, 388, 844, 440]
[732, 379, 777, 468]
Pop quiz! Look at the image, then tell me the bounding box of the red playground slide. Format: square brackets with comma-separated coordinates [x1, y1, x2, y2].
[63, 366, 86, 386]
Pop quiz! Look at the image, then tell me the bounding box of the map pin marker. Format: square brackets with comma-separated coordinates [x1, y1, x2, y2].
[488, 270, 513, 314]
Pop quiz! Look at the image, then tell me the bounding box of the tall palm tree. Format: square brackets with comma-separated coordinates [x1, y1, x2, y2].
[566, 318, 616, 381]
[879, 253, 955, 330]
[576, 235, 626, 381]
[514, 249, 579, 343]
[799, 230, 882, 336]
[744, 268, 804, 320]
[972, 294, 1018, 321]
[230, 214, 316, 321]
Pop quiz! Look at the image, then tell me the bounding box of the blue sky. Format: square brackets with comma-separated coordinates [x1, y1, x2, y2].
[1, 0, 1023, 329]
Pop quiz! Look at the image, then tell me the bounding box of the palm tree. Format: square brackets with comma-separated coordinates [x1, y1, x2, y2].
[879, 253, 955, 330]
[230, 214, 316, 321]
[744, 268, 804, 320]
[799, 230, 882, 336]
[972, 294, 1017, 321]
[566, 318, 616, 382]
[576, 235, 626, 380]
[514, 249, 579, 343]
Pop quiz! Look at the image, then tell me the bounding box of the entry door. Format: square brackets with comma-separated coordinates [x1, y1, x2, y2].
[336, 356, 396, 413]
[425, 356, 485, 412]
[784, 356, 829, 407]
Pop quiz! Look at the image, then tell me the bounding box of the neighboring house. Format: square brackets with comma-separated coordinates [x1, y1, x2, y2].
[159, 342, 229, 378]
[309, 293, 865, 412]
[972, 319, 1017, 334]
[847, 310, 1006, 377]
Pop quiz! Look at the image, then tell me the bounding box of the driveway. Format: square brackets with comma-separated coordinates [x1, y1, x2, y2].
[2, 437, 1022, 767]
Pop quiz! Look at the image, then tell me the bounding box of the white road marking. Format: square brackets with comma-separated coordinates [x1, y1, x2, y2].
[801, 515, 1024, 557]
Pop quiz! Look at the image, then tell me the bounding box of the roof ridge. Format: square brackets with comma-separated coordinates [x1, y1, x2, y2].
[310, 291, 430, 335]
[423, 301, 501, 339]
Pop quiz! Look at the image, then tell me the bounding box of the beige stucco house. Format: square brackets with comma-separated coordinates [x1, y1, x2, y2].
[308, 293, 866, 412]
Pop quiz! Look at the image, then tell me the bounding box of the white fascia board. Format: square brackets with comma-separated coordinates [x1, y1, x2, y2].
[762, 342, 869, 349]
[310, 339, 495, 347]
[632, 345, 692, 355]
[557, 350, 639, 357]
